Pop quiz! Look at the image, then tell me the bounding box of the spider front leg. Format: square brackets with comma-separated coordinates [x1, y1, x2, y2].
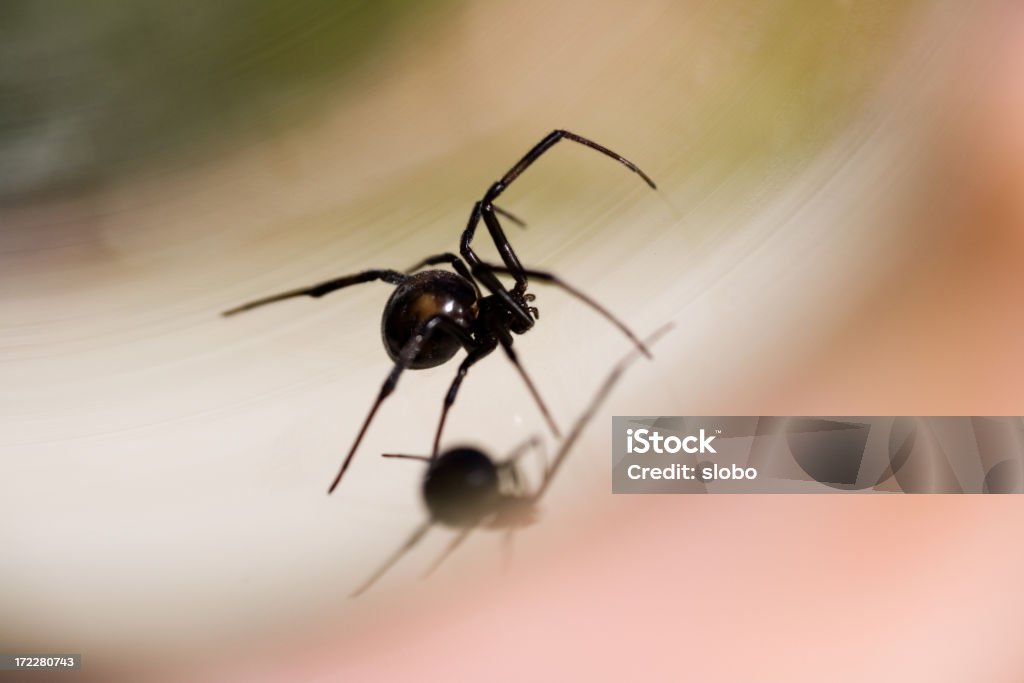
[459, 202, 534, 328]
[460, 200, 531, 298]
[327, 315, 479, 494]
[482, 129, 657, 207]
[460, 130, 658, 302]
[481, 203, 530, 296]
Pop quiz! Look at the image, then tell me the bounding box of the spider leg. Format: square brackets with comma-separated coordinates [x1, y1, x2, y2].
[503, 435, 544, 466]
[405, 252, 465, 273]
[483, 129, 657, 207]
[481, 204, 529, 295]
[404, 253, 481, 299]
[381, 453, 431, 462]
[222, 269, 406, 316]
[418, 207, 519, 288]
[327, 315, 479, 494]
[432, 342, 496, 457]
[492, 205, 527, 228]
[495, 331, 560, 438]
[480, 262, 652, 359]
[421, 527, 475, 579]
[460, 132, 655, 317]
[460, 202, 534, 327]
[535, 323, 673, 500]
[499, 435, 546, 495]
[350, 521, 432, 598]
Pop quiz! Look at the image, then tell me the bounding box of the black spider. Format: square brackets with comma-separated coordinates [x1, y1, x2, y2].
[223, 130, 657, 494]
[349, 323, 671, 597]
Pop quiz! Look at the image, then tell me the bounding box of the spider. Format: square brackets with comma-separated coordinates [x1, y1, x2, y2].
[350, 323, 671, 597]
[222, 130, 657, 494]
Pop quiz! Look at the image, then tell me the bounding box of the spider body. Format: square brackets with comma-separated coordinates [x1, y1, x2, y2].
[223, 130, 657, 494]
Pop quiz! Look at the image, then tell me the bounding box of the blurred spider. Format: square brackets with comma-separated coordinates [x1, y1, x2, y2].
[350, 324, 671, 597]
[223, 130, 657, 494]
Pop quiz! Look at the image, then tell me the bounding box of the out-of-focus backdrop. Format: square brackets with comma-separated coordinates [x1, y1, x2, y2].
[4, 1, 1024, 681]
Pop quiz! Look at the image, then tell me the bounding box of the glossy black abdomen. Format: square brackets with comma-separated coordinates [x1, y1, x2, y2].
[380, 270, 477, 369]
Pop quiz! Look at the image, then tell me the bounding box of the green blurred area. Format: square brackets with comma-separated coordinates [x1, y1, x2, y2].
[649, 1, 920, 198]
[0, 0, 443, 201]
[0, 0, 920, 205]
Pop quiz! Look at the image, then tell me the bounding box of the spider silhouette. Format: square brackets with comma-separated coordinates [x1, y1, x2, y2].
[350, 323, 672, 597]
[223, 130, 657, 494]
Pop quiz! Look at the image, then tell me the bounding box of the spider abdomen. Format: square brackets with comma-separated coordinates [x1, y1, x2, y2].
[380, 270, 477, 369]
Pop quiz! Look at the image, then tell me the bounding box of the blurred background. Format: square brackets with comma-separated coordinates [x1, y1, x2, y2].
[3, 0, 1024, 680]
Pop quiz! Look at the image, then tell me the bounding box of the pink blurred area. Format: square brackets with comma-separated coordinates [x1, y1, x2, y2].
[773, 2, 1024, 415]
[296, 497, 1024, 683]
